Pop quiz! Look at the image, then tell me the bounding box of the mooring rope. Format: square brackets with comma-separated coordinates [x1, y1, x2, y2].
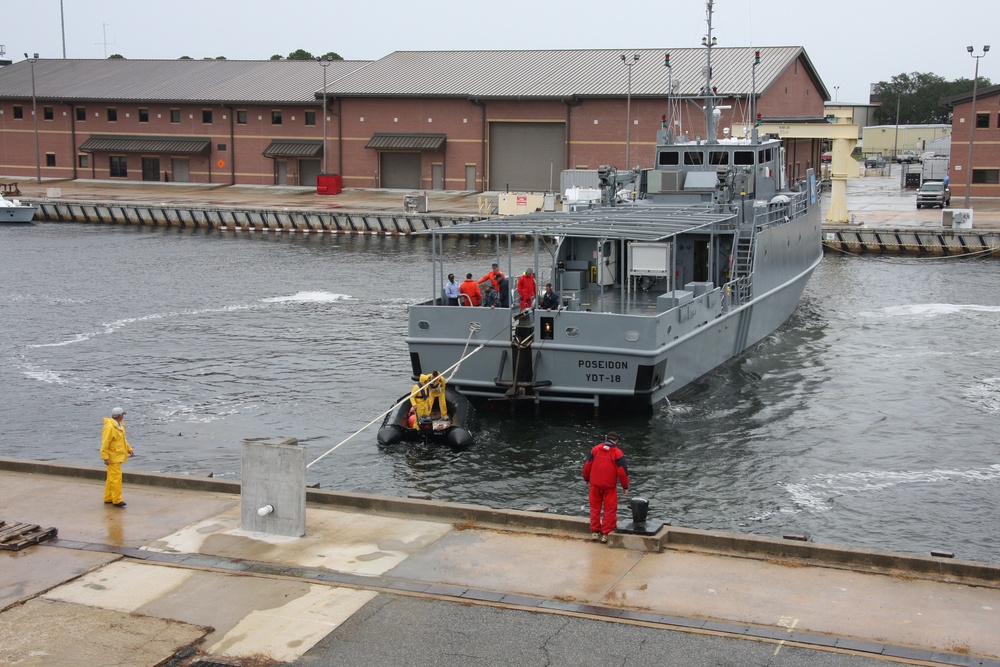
[307, 317, 513, 469]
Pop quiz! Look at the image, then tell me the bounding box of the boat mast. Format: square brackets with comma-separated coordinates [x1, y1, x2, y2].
[703, 0, 718, 144]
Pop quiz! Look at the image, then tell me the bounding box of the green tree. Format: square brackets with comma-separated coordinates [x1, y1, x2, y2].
[318, 51, 343, 61]
[108, 53, 125, 59]
[286, 49, 315, 61]
[872, 72, 993, 124]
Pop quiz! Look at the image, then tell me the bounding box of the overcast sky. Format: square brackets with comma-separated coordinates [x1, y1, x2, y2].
[7, 0, 997, 103]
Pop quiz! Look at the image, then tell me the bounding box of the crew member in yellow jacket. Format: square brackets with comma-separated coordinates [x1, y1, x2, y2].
[101, 406, 134, 507]
[409, 371, 448, 420]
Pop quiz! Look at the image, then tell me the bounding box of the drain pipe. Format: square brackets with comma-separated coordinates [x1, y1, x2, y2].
[470, 98, 486, 192]
[564, 96, 582, 174]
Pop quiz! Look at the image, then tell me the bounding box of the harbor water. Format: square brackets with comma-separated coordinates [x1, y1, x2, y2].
[1, 223, 998, 563]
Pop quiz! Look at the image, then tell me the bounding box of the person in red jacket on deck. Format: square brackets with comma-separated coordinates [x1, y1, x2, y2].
[516, 267, 537, 311]
[582, 431, 629, 543]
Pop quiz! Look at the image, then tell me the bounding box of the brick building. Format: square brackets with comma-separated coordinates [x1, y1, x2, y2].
[943, 84, 1000, 200]
[0, 47, 829, 192]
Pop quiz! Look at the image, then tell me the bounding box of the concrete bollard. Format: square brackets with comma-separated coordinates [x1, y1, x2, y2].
[241, 437, 306, 537]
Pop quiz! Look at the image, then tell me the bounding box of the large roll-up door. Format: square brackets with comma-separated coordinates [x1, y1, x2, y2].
[380, 152, 422, 189]
[489, 122, 565, 192]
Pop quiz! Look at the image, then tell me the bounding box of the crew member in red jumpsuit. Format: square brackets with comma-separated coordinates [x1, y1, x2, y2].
[582, 432, 629, 543]
[516, 267, 537, 311]
[458, 273, 482, 306]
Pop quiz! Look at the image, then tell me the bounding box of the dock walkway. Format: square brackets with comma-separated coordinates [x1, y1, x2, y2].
[1, 460, 998, 667]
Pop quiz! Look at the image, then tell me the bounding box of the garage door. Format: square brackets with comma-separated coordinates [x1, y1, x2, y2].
[380, 152, 421, 189]
[489, 122, 565, 192]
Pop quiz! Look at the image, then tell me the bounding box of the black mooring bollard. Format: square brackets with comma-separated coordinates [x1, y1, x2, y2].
[630, 497, 649, 523]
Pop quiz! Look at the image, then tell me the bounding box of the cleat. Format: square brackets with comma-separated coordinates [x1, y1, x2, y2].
[600, 533, 608, 544]
[591, 532, 600, 541]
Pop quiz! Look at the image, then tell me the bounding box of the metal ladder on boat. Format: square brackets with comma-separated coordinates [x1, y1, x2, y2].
[732, 228, 756, 304]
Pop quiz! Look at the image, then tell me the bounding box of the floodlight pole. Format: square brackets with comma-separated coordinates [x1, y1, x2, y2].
[26, 53, 41, 183]
[319, 56, 333, 174]
[964, 45, 990, 208]
[620, 54, 639, 169]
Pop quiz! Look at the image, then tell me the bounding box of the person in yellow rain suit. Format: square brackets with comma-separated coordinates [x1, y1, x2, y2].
[100, 406, 135, 507]
[426, 371, 447, 418]
[410, 371, 448, 420]
[410, 377, 432, 420]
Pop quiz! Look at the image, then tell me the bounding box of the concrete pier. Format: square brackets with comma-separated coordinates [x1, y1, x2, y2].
[2, 458, 999, 667]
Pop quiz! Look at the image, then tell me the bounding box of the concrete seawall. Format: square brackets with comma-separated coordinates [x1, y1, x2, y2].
[824, 225, 1000, 257]
[32, 199, 479, 234]
[3, 456, 997, 586]
[28, 195, 1000, 256]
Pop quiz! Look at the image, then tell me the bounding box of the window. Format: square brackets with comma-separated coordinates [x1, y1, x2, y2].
[237, 110, 247, 124]
[110, 155, 128, 178]
[170, 109, 181, 123]
[202, 109, 213, 124]
[759, 148, 773, 162]
[13, 105, 23, 119]
[709, 151, 729, 165]
[658, 151, 680, 166]
[734, 150, 755, 165]
[305, 111, 316, 126]
[76, 107, 87, 122]
[139, 108, 149, 123]
[971, 168, 1000, 184]
[684, 150, 705, 165]
[46, 153, 56, 167]
[107, 108, 118, 122]
[43, 106, 54, 121]
[217, 143, 227, 151]
[78, 154, 89, 168]
[976, 112, 990, 128]
[271, 110, 282, 125]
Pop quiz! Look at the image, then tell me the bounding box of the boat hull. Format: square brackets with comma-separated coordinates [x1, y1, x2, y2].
[406, 205, 822, 409]
[376, 387, 475, 446]
[0, 205, 36, 223]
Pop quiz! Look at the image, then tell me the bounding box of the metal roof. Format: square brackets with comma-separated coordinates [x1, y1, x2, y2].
[261, 140, 323, 158]
[327, 47, 823, 100]
[0, 59, 369, 104]
[0, 47, 826, 105]
[365, 133, 446, 151]
[415, 204, 736, 242]
[78, 135, 210, 154]
[940, 83, 1000, 108]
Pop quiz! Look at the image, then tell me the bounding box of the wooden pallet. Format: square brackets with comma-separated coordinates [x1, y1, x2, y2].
[0, 520, 58, 551]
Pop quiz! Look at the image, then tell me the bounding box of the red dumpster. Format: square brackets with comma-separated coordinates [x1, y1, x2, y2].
[316, 174, 342, 195]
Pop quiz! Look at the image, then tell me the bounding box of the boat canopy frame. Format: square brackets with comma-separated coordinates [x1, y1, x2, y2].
[415, 203, 742, 312]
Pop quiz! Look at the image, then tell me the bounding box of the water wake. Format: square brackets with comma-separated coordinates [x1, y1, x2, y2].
[786, 464, 1000, 511]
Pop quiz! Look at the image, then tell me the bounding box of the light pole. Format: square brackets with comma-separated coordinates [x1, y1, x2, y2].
[25, 53, 40, 184]
[964, 45, 990, 208]
[620, 53, 639, 169]
[318, 55, 333, 175]
[834, 86, 839, 102]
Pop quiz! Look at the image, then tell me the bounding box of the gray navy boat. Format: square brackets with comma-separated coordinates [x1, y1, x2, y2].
[406, 2, 823, 412]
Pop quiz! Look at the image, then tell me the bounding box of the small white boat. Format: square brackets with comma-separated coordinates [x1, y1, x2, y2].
[0, 194, 37, 223]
